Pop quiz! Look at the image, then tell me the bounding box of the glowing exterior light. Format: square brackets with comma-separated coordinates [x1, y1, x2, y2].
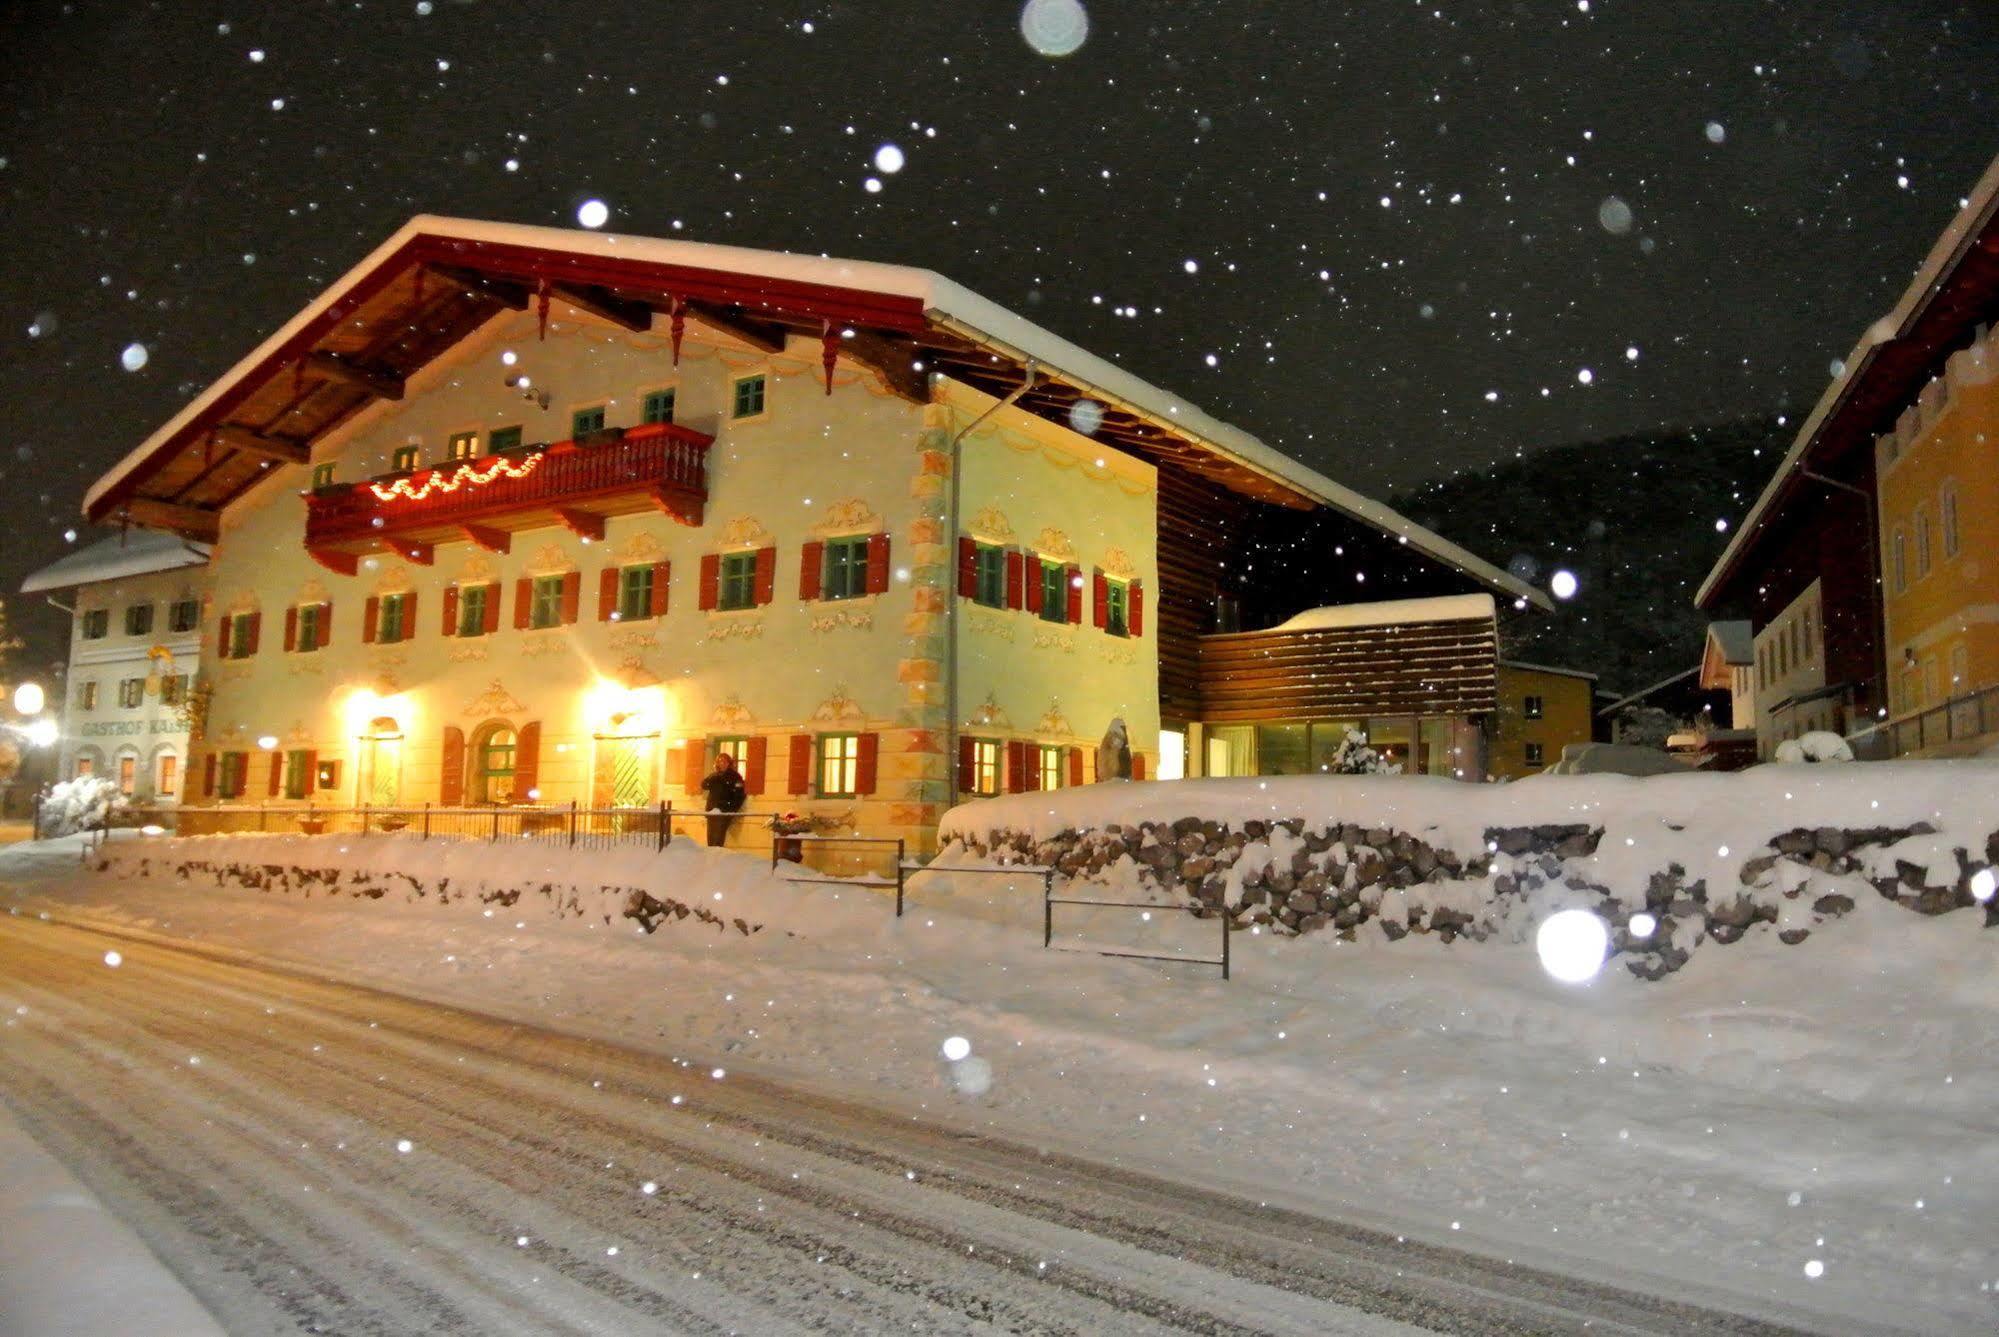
[370, 452, 542, 502]
[256, 735, 279, 750]
[24, 720, 58, 749]
[12, 682, 45, 715]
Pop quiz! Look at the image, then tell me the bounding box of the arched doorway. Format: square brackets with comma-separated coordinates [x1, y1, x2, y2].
[470, 723, 518, 804]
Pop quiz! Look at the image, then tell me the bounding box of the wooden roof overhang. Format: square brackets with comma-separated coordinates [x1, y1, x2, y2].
[1698, 156, 1999, 611]
[87, 230, 1313, 542]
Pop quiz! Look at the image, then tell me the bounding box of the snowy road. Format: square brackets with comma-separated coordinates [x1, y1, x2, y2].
[0, 914, 1809, 1336]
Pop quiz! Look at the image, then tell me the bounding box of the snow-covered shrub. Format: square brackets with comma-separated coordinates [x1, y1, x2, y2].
[1327, 727, 1400, 775]
[1774, 731, 1854, 764]
[40, 774, 126, 836]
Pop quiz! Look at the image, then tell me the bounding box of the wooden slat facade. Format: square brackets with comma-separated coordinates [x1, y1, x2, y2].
[1157, 465, 1253, 728]
[1198, 615, 1498, 724]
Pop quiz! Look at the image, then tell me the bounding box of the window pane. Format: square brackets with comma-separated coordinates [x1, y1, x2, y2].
[974, 545, 1005, 607]
[1105, 581, 1127, 636]
[620, 565, 654, 619]
[825, 537, 867, 599]
[1255, 723, 1309, 775]
[720, 552, 756, 610]
[531, 576, 563, 628]
[642, 389, 676, 425]
[732, 376, 766, 418]
[571, 406, 606, 438]
[489, 426, 524, 454]
[459, 586, 485, 636]
[448, 431, 478, 460]
[1040, 564, 1067, 621]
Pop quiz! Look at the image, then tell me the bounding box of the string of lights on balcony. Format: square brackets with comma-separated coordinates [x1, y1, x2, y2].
[368, 452, 543, 503]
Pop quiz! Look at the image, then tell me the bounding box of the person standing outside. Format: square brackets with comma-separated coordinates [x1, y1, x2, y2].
[698, 752, 746, 847]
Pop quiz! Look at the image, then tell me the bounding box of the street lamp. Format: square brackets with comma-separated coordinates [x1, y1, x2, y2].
[12, 682, 45, 716]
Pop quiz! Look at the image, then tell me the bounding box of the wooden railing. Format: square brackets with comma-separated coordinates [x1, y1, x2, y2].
[304, 423, 709, 546]
[1848, 682, 1999, 759]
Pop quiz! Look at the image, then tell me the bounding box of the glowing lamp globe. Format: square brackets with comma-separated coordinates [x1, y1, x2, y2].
[12, 682, 44, 716]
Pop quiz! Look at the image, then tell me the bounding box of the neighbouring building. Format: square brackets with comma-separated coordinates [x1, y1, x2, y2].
[1490, 660, 1598, 780]
[80, 216, 1545, 848]
[1698, 149, 1999, 760]
[19, 531, 211, 801]
[1690, 621, 1759, 769]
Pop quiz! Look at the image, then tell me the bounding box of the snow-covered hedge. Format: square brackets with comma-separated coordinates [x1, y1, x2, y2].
[937, 763, 1999, 977]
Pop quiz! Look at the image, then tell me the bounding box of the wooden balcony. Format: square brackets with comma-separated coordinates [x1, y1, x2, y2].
[304, 423, 709, 572]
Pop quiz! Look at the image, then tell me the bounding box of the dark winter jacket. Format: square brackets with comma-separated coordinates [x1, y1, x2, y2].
[699, 767, 747, 813]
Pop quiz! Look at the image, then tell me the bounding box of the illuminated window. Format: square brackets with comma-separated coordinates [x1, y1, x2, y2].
[1525, 742, 1545, 767]
[476, 727, 516, 804]
[1038, 745, 1066, 791]
[392, 445, 420, 472]
[157, 753, 178, 797]
[817, 733, 860, 797]
[731, 375, 767, 419]
[118, 754, 136, 795]
[311, 463, 336, 489]
[968, 739, 1000, 795]
[1523, 694, 1544, 720]
[448, 431, 478, 461]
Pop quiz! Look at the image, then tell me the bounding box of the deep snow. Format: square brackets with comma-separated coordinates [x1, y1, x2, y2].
[4, 782, 1997, 1333]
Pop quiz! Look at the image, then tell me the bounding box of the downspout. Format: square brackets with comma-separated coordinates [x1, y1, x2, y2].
[943, 361, 1037, 815]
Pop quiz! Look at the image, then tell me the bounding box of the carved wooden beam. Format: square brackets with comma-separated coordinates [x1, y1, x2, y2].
[460, 523, 510, 555]
[683, 301, 787, 354]
[555, 507, 605, 542]
[213, 424, 310, 466]
[307, 547, 360, 577]
[550, 282, 654, 333]
[305, 350, 405, 401]
[425, 264, 531, 310]
[651, 489, 703, 529]
[393, 541, 434, 566]
[836, 330, 929, 404]
[120, 498, 219, 541]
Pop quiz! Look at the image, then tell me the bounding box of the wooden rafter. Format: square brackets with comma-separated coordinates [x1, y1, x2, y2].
[835, 330, 929, 404]
[426, 264, 531, 310]
[305, 350, 405, 401]
[550, 282, 654, 333]
[213, 424, 310, 466]
[121, 498, 219, 541]
[683, 302, 787, 354]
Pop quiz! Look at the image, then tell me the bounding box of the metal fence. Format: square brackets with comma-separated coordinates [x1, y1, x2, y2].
[1044, 886, 1232, 979]
[42, 800, 808, 854]
[1849, 681, 1999, 759]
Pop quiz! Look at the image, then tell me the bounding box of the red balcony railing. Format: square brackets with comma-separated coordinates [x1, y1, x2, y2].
[305, 423, 709, 566]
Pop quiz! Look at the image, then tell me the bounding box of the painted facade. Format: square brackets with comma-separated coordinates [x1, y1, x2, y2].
[1490, 661, 1597, 779]
[21, 538, 208, 801]
[1874, 321, 1999, 751]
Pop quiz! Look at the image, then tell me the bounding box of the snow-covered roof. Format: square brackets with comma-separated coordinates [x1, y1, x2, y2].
[19, 531, 210, 594]
[1705, 620, 1754, 665]
[83, 215, 1548, 611]
[1698, 148, 1999, 610]
[1497, 658, 1599, 682]
[1269, 593, 1495, 632]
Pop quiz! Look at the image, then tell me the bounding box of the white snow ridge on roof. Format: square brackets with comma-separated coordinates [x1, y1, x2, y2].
[1270, 593, 1495, 633]
[20, 531, 210, 594]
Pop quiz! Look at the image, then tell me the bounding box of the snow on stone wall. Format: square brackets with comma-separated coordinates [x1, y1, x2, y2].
[936, 764, 1999, 977]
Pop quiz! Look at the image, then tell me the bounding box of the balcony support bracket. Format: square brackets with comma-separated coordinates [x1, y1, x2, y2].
[556, 508, 606, 542]
[460, 523, 511, 555]
[397, 541, 435, 566]
[308, 547, 360, 577]
[653, 488, 704, 529]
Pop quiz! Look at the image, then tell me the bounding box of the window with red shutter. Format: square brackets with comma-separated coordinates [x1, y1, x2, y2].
[1131, 753, 1147, 781]
[245, 611, 262, 655]
[865, 533, 890, 595]
[680, 736, 708, 792]
[854, 732, 878, 795]
[513, 722, 541, 799]
[1020, 551, 1037, 613]
[442, 585, 459, 637]
[752, 546, 776, 605]
[481, 583, 500, 634]
[302, 749, 319, 795]
[439, 726, 465, 806]
[267, 751, 282, 797]
[1129, 580, 1144, 638]
[799, 540, 825, 600]
[957, 535, 977, 598]
[284, 606, 298, 652]
[787, 734, 813, 795]
[1006, 740, 1029, 794]
[319, 601, 334, 648]
[514, 578, 532, 629]
[958, 736, 976, 794]
[561, 571, 581, 625]
[699, 553, 721, 610]
[364, 595, 380, 644]
[1092, 568, 1108, 629]
[650, 561, 670, 617]
[1068, 747, 1084, 787]
[599, 567, 620, 622]
[743, 736, 768, 795]
[1065, 565, 1083, 624]
[202, 753, 217, 797]
[402, 591, 417, 642]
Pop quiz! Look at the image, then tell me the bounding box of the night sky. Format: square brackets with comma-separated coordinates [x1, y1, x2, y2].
[2, 1, 1995, 672]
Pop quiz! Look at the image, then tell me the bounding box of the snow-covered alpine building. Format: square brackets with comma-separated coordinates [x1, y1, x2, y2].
[81, 217, 1544, 845]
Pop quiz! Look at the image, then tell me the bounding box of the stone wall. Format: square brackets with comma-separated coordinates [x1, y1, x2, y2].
[949, 815, 1999, 978]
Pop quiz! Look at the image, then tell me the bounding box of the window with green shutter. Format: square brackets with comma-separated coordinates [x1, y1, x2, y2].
[456, 585, 486, 637]
[488, 425, 524, 454]
[823, 536, 869, 600]
[530, 575, 564, 629]
[618, 565, 654, 621]
[571, 405, 606, 438]
[731, 375, 767, 419]
[718, 552, 757, 611]
[1039, 563, 1067, 623]
[642, 388, 676, 425]
[973, 543, 1006, 608]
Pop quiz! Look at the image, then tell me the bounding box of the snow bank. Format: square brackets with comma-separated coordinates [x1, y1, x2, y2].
[939, 763, 1999, 975]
